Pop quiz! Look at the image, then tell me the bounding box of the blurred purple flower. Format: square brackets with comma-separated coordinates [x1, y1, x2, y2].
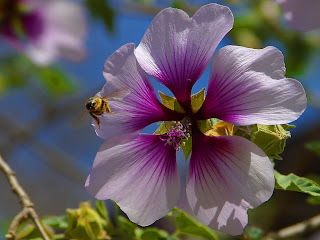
[0, 0, 86, 65]
[85, 4, 307, 235]
[275, 0, 320, 31]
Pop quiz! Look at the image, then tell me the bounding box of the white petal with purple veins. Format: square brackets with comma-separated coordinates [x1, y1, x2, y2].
[95, 43, 181, 140]
[135, 3, 233, 104]
[85, 134, 180, 226]
[275, 0, 320, 31]
[200, 45, 307, 125]
[186, 133, 274, 235]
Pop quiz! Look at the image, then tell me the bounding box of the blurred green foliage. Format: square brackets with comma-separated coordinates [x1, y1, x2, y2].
[306, 141, 320, 156]
[14, 201, 220, 240]
[85, 0, 115, 33]
[0, 55, 76, 97]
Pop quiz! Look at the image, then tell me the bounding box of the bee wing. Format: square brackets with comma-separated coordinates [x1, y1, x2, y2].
[104, 88, 131, 100]
[78, 110, 89, 121]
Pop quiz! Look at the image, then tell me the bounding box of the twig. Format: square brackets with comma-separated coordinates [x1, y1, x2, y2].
[265, 214, 320, 240]
[0, 154, 51, 240]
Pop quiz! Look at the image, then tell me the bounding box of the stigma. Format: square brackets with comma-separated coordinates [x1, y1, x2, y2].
[159, 121, 190, 151]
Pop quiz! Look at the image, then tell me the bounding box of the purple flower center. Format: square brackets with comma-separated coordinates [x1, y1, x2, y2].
[0, 0, 44, 41]
[159, 121, 190, 151]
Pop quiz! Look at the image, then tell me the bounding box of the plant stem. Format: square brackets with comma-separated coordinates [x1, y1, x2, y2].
[0, 154, 51, 240]
[265, 214, 320, 240]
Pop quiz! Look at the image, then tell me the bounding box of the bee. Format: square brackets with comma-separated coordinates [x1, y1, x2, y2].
[86, 96, 113, 129]
[85, 88, 130, 129]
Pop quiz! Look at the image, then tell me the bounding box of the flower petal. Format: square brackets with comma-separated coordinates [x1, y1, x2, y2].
[199, 46, 307, 125]
[275, 0, 320, 31]
[85, 134, 180, 226]
[186, 132, 274, 235]
[95, 43, 182, 140]
[135, 3, 233, 104]
[26, 0, 87, 65]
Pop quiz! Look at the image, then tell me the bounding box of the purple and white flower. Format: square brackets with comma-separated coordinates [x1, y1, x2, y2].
[275, 0, 320, 31]
[85, 4, 307, 235]
[0, 0, 86, 65]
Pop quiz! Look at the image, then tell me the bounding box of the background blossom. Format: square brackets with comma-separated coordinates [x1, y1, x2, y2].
[0, 0, 87, 65]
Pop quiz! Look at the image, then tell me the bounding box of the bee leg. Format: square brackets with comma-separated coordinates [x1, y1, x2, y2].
[89, 113, 101, 129]
[105, 102, 114, 114]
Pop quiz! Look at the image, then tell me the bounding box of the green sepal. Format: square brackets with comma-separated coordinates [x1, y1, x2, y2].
[158, 88, 206, 113]
[275, 170, 320, 197]
[172, 208, 217, 240]
[154, 121, 172, 135]
[159, 91, 184, 113]
[156, 89, 206, 161]
[197, 119, 213, 134]
[191, 87, 205, 113]
[181, 134, 192, 162]
[305, 141, 320, 156]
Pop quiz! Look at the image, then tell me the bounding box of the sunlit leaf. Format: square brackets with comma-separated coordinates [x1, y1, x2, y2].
[172, 208, 217, 240]
[275, 170, 320, 197]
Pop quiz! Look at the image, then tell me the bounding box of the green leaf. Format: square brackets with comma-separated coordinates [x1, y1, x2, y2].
[42, 216, 68, 230]
[173, 208, 217, 240]
[191, 87, 205, 112]
[85, 0, 115, 33]
[141, 228, 169, 240]
[275, 170, 320, 197]
[159, 91, 184, 113]
[305, 141, 320, 156]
